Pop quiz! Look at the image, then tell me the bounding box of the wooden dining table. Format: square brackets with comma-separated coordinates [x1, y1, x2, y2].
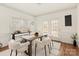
[20, 34, 48, 56]
[21, 35, 39, 56]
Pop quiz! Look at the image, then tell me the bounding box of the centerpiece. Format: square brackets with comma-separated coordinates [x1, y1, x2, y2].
[71, 33, 78, 47]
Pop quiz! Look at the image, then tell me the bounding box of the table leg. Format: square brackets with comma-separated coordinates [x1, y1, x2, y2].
[44, 45, 47, 56]
[16, 50, 17, 56]
[10, 49, 13, 56]
[28, 41, 32, 56]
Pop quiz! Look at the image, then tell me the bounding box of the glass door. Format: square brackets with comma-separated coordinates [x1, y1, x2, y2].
[51, 19, 59, 40]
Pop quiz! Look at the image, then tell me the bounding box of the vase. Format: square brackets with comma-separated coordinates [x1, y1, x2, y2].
[73, 40, 77, 47]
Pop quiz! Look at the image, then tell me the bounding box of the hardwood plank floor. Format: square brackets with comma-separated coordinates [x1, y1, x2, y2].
[0, 42, 79, 56]
[60, 43, 79, 56]
[0, 45, 8, 52]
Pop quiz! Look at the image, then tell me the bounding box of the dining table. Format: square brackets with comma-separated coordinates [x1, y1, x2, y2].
[21, 35, 38, 56]
[20, 34, 46, 56]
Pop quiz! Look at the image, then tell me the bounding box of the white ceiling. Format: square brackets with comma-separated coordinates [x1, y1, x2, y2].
[2, 3, 77, 16]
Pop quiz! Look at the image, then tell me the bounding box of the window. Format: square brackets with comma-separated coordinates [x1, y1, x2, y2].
[42, 21, 49, 33]
[38, 19, 59, 38]
[51, 20, 58, 38]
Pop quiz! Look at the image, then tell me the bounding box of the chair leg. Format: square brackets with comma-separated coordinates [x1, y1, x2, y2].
[44, 45, 47, 56]
[48, 45, 51, 54]
[52, 40, 53, 46]
[15, 50, 17, 56]
[10, 49, 13, 56]
[50, 43, 52, 48]
[35, 43, 37, 56]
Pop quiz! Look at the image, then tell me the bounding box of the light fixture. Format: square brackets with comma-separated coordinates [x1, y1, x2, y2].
[36, 3, 42, 5]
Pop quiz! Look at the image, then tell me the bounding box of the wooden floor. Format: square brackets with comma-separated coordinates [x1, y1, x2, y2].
[0, 45, 8, 52]
[0, 42, 79, 56]
[60, 43, 79, 56]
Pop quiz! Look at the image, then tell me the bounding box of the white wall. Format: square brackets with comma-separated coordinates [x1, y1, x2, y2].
[0, 5, 34, 46]
[77, 5, 79, 46]
[77, 5, 79, 36]
[36, 7, 77, 44]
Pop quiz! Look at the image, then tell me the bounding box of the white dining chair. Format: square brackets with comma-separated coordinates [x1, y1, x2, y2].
[34, 36, 52, 56]
[51, 41, 61, 56]
[17, 42, 30, 56]
[8, 39, 30, 56]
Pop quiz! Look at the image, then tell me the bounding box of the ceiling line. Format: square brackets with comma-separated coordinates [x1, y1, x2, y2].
[35, 5, 77, 17]
[0, 4, 77, 17]
[0, 4, 36, 17]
